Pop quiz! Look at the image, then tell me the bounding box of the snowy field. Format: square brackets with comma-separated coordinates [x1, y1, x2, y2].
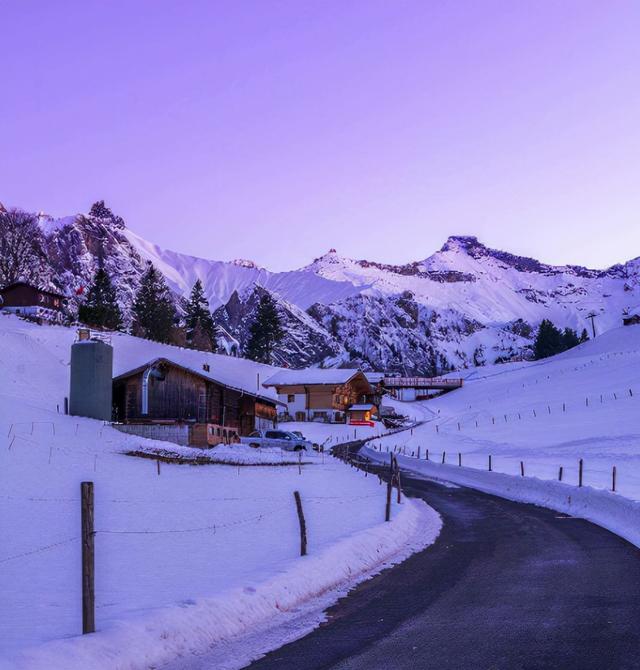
[0, 315, 440, 670]
[369, 325, 640, 500]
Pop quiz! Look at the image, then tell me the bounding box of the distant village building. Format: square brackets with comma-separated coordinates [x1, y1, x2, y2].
[262, 369, 379, 423]
[623, 307, 640, 326]
[0, 282, 66, 324]
[384, 375, 463, 401]
[112, 356, 281, 446]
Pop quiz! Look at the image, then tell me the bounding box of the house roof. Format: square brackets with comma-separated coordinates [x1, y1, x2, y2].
[262, 368, 365, 387]
[113, 350, 285, 407]
[364, 372, 385, 384]
[626, 305, 640, 318]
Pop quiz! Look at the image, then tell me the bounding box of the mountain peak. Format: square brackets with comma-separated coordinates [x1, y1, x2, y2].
[440, 235, 483, 253]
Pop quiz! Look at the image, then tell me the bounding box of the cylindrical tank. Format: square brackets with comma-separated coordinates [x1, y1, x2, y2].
[69, 339, 113, 421]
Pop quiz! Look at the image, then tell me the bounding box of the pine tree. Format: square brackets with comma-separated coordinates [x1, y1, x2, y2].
[78, 268, 123, 330]
[245, 292, 284, 364]
[533, 319, 563, 360]
[561, 327, 580, 351]
[579, 328, 589, 343]
[132, 263, 177, 343]
[184, 279, 217, 351]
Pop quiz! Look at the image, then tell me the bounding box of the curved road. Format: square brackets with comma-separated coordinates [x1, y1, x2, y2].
[247, 462, 640, 670]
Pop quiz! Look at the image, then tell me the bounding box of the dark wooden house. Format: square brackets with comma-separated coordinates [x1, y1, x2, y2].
[112, 357, 280, 443]
[0, 282, 66, 322]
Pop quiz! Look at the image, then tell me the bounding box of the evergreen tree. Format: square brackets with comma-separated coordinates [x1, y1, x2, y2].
[245, 292, 284, 364]
[533, 319, 563, 360]
[78, 268, 123, 330]
[579, 328, 589, 343]
[184, 279, 217, 351]
[562, 327, 580, 350]
[131, 263, 177, 343]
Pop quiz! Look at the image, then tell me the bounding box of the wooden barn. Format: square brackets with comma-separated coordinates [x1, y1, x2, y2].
[0, 281, 66, 323]
[112, 357, 280, 445]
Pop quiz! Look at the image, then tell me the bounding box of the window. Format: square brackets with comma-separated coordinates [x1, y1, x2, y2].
[287, 394, 295, 403]
[265, 431, 278, 439]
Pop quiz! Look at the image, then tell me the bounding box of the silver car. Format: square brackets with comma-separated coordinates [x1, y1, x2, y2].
[241, 429, 312, 452]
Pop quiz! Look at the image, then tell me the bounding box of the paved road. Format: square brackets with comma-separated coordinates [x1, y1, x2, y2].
[247, 465, 640, 670]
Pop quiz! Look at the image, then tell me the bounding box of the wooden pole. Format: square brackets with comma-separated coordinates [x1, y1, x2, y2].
[426, 448, 429, 461]
[612, 465, 617, 493]
[293, 491, 307, 556]
[558, 466, 563, 482]
[441, 451, 446, 464]
[488, 454, 492, 472]
[578, 458, 584, 487]
[520, 461, 524, 477]
[385, 458, 393, 522]
[396, 467, 402, 504]
[458, 452, 462, 467]
[81, 482, 95, 634]
[156, 459, 160, 476]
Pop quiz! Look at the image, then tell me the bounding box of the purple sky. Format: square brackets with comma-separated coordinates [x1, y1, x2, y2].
[2, 1, 639, 271]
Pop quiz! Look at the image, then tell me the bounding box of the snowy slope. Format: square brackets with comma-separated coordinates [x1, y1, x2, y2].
[369, 324, 640, 500]
[0, 314, 439, 669]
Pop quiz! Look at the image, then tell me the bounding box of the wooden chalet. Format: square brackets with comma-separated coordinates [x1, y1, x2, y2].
[113, 357, 280, 445]
[0, 281, 66, 323]
[262, 369, 378, 423]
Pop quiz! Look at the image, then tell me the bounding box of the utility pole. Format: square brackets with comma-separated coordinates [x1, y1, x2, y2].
[586, 312, 598, 339]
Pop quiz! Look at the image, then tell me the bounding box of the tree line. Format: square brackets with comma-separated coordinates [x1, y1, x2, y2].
[533, 319, 589, 360]
[78, 263, 283, 363]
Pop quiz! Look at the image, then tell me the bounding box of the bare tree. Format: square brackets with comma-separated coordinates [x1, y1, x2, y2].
[0, 209, 47, 287]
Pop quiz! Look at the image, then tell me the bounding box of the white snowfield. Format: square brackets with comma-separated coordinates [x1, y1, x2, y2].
[0, 315, 440, 670]
[364, 324, 640, 544]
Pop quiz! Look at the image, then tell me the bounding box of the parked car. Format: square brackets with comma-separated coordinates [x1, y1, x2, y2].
[240, 429, 313, 452]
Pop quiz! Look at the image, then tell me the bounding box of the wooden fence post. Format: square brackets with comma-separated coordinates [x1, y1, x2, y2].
[558, 466, 563, 482]
[458, 452, 462, 467]
[426, 448, 429, 461]
[612, 466, 617, 493]
[156, 459, 160, 476]
[578, 459, 584, 487]
[385, 458, 393, 522]
[488, 454, 492, 472]
[441, 451, 446, 464]
[293, 491, 307, 556]
[520, 461, 524, 477]
[81, 482, 95, 634]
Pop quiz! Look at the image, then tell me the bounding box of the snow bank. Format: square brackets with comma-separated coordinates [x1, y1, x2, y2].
[6, 499, 439, 670]
[363, 446, 640, 549]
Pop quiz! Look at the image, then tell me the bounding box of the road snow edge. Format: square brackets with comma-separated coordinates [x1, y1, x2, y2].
[5, 498, 441, 670]
[364, 447, 640, 549]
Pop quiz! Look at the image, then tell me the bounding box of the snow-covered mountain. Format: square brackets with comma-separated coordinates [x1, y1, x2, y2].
[12, 205, 640, 372]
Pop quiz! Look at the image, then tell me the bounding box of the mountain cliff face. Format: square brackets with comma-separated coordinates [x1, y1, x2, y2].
[8, 205, 639, 373]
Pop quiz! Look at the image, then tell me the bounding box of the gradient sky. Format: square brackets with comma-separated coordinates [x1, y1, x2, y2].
[1, 1, 639, 271]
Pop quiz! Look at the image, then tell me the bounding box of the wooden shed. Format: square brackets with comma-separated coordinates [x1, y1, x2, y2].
[0, 281, 66, 322]
[112, 357, 280, 443]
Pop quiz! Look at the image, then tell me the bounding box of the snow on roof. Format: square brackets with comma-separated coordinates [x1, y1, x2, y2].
[364, 372, 385, 383]
[349, 404, 376, 411]
[263, 368, 362, 387]
[111, 335, 282, 404]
